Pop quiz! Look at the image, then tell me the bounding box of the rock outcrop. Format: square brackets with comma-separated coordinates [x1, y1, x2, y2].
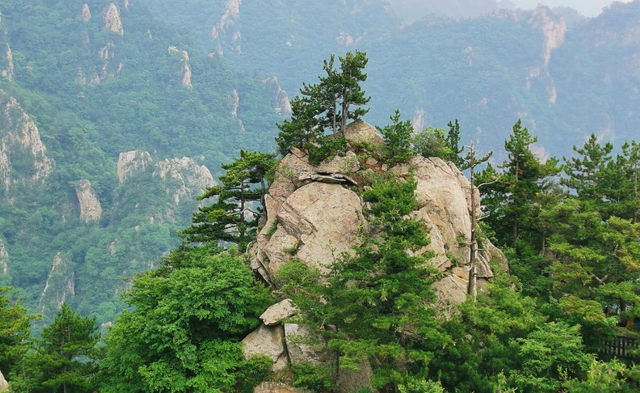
[103, 3, 124, 36]
[117, 150, 153, 183]
[0, 93, 54, 193]
[39, 253, 75, 314]
[2, 43, 14, 82]
[167, 46, 193, 88]
[211, 0, 242, 40]
[260, 299, 296, 326]
[0, 237, 8, 276]
[242, 324, 287, 372]
[152, 157, 215, 205]
[75, 179, 102, 223]
[243, 121, 507, 386]
[529, 6, 566, 66]
[0, 369, 8, 392]
[254, 382, 299, 393]
[262, 77, 292, 116]
[81, 3, 92, 22]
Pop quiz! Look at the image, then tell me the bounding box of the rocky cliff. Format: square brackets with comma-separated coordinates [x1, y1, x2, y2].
[0, 369, 8, 392]
[0, 91, 54, 194]
[244, 121, 507, 389]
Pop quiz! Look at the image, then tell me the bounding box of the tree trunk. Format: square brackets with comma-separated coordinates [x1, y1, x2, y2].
[467, 143, 478, 302]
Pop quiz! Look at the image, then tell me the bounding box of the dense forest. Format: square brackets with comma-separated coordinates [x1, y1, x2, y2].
[3, 49, 640, 393]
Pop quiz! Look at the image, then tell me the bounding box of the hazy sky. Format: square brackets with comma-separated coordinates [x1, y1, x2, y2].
[511, 0, 635, 16]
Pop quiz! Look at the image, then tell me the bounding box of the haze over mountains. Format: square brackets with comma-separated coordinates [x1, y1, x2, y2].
[0, 0, 639, 326]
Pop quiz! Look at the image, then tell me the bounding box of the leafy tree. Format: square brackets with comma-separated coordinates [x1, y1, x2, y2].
[411, 126, 448, 160]
[281, 174, 445, 390]
[563, 359, 640, 392]
[0, 287, 36, 379]
[509, 322, 593, 393]
[618, 140, 640, 222]
[378, 109, 414, 163]
[445, 120, 465, 168]
[11, 304, 100, 393]
[100, 245, 272, 393]
[180, 151, 278, 251]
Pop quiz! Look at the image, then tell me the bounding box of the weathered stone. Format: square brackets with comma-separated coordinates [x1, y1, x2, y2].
[344, 120, 385, 146]
[242, 324, 287, 371]
[117, 151, 152, 183]
[316, 150, 360, 174]
[39, 253, 75, 315]
[0, 369, 8, 392]
[153, 157, 215, 205]
[284, 323, 328, 366]
[0, 238, 8, 276]
[0, 94, 54, 193]
[260, 299, 297, 326]
[75, 179, 102, 223]
[81, 4, 92, 22]
[337, 360, 373, 393]
[103, 3, 124, 36]
[431, 273, 468, 306]
[167, 46, 193, 88]
[272, 182, 364, 274]
[254, 382, 299, 393]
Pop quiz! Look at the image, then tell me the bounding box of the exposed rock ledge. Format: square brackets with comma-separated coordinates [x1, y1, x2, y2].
[250, 121, 506, 303]
[244, 120, 507, 390]
[103, 3, 123, 36]
[0, 369, 8, 392]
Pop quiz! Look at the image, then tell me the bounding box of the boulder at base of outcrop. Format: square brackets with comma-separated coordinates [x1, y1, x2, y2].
[260, 299, 297, 326]
[284, 323, 328, 367]
[242, 324, 287, 372]
[0, 369, 8, 392]
[254, 382, 299, 393]
[337, 360, 374, 393]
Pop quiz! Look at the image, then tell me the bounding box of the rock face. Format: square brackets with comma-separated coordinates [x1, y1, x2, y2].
[75, 179, 102, 223]
[244, 121, 507, 387]
[167, 46, 193, 88]
[254, 382, 299, 393]
[2, 43, 14, 82]
[529, 6, 566, 66]
[103, 3, 124, 36]
[39, 253, 75, 314]
[242, 324, 287, 372]
[117, 150, 152, 183]
[0, 369, 8, 392]
[262, 77, 292, 116]
[153, 157, 215, 205]
[0, 238, 8, 276]
[0, 93, 54, 193]
[81, 3, 92, 22]
[260, 299, 296, 326]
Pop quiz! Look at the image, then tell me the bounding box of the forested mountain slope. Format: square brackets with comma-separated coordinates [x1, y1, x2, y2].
[0, 0, 283, 324]
[139, 0, 640, 158]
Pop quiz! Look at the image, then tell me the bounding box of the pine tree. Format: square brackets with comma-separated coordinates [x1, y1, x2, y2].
[275, 51, 370, 155]
[13, 304, 100, 393]
[180, 150, 277, 251]
[479, 120, 560, 247]
[0, 287, 35, 381]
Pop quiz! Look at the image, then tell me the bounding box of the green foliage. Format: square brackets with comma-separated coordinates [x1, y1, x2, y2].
[181, 151, 277, 251]
[10, 303, 101, 393]
[0, 287, 37, 378]
[563, 359, 640, 392]
[292, 363, 333, 391]
[377, 109, 414, 164]
[307, 135, 347, 166]
[282, 174, 445, 390]
[509, 322, 593, 393]
[276, 50, 370, 157]
[479, 120, 560, 247]
[100, 245, 272, 392]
